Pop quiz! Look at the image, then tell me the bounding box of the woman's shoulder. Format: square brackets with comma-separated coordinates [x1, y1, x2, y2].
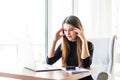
[87, 40, 93, 45]
[87, 41, 94, 50]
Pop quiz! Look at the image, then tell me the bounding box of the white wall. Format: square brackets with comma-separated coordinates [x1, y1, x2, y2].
[76, 0, 112, 38]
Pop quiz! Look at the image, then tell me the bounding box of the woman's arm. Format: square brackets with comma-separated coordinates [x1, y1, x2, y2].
[48, 40, 57, 58]
[74, 27, 90, 59]
[48, 28, 64, 58]
[81, 41, 94, 68]
[81, 38, 90, 59]
[74, 27, 94, 68]
[47, 44, 62, 64]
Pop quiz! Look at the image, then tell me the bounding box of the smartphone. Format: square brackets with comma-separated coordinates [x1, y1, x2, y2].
[62, 30, 64, 34]
[66, 66, 75, 70]
[62, 27, 64, 34]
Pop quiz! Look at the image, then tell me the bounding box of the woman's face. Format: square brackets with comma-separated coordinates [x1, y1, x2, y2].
[63, 23, 77, 41]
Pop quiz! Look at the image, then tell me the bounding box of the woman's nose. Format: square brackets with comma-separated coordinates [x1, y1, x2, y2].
[66, 30, 70, 35]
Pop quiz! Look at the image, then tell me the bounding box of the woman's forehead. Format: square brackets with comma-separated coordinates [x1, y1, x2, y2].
[63, 23, 74, 29]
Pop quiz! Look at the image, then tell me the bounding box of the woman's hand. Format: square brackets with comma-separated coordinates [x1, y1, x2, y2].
[54, 28, 64, 42]
[74, 27, 90, 60]
[48, 28, 64, 58]
[74, 27, 86, 42]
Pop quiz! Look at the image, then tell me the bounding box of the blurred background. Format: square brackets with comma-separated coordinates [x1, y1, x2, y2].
[0, 0, 120, 79]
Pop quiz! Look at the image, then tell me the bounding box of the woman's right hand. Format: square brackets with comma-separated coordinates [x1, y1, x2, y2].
[54, 27, 64, 42]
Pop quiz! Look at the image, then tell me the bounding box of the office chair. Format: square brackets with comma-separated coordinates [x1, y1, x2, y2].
[97, 72, 108, 80]
[89, 35, 117, 74]
[89, 35, 117, 80]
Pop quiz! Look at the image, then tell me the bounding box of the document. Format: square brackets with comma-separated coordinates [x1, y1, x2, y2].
[62, 67, 89, 74]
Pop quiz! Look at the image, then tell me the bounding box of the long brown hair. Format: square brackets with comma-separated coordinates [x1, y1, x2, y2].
[61, 15, 83, 67]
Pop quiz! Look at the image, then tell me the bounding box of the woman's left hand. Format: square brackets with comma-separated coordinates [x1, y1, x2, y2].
[74, 27, 86, 41]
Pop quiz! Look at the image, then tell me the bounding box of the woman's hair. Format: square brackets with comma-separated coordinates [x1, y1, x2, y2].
[61, 15, 83, 67]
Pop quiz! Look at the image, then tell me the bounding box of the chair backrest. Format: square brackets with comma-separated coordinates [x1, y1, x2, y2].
[89, 35, 117, 74]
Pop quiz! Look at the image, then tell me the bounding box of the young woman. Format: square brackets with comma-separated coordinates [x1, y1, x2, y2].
[46, 15, 94, 69]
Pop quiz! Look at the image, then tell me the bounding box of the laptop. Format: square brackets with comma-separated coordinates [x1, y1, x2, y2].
[25, 63, 62, 72]
[24, 44, 61, 72]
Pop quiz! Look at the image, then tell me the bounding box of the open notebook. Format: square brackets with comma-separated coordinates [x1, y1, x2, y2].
[24, 44, 61, 72]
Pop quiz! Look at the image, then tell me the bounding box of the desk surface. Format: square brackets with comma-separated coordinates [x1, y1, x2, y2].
[0, 67, 92, 80]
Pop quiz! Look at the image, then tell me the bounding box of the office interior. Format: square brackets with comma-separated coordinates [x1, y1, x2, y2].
[0, 0, 120, 80]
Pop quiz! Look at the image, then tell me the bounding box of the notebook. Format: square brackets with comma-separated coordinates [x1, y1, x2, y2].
[24, 44, 61, 72]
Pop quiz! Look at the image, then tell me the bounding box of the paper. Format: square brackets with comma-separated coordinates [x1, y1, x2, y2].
[62, 67, 89, 74]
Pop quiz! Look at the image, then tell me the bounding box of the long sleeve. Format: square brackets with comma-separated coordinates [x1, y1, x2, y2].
[46, 44, 62, 65]
[46, 41, 94, 68]
[81, 41, 94, 68]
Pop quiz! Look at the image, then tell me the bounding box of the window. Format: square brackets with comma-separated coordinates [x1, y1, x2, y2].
[77, 0, 92, 38]
[112, 0, 120, 36]
[0, 0, 45, 67]
[47, 0, 73, 66]
[0, 0, 116, 69]
[48, 0, 73, 51]
[77, 0, 112, 38]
